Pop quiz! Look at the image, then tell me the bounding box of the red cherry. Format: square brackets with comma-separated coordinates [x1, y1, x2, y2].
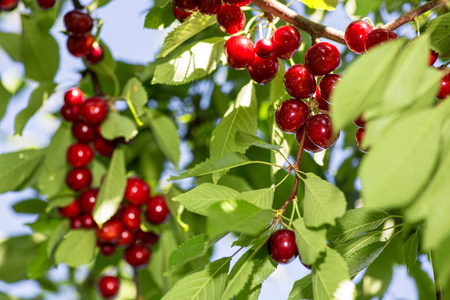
[247, 54, 279, 85]
[199, 0, 221, 15]
[315, 86, 329, 111]
[255, 38, 274, 58]
[267, 229, 298, 264]
[71, 120, 97, 143]
[96, 220, 123, 243]
[223, 0, 251, 6]
[137, 231, 160, 247]
[79, 188, 98, 214]
[146, 195, 170, 224]
[36, 0, 55, 9]
[296, 130, 323, 153]
[283, 64, 316, 99]
[124, 244, 151, 268]
[64, 10, 94, 34]
[67, 34, 95, 58]
[93, 137, 115, 157]
[353, 114, 366, 128]
[66, 167, 92, 191]
[67, 143, 94, 168]
[217, 4, 245, 35]
[428, 50, 439, 66]
[345, 20, 373, 54]
[117, 229, 135, 247]
[57, 199, 81, 218]
[81, 214, 96, 229]
[79, 97, 109, 125]
[275, 99, 309, 133]
[172, 0, 198, 13]
[364, 28, 398, 51]
[0, 0, 19, 11]
[60, 104, 79, 122]
[224, 35, 255, 70]
[121, 205, 141, 231]
[70, 216, 83, 229]
[271, 26, 302, 60]
[437, 70, 450, 100]
[64, 88, 84, 106]
[319, 74, 342, 103]
[172, 6, 192, 22]
[306, 114, 339, 149]
[98, 275, 120, 299]
[100, 244, 116, 256]
[305, 42, 340, 76]
[124, 178, 150, 206]
[356, 127, 368, 153]
[86, 42, 104, 65]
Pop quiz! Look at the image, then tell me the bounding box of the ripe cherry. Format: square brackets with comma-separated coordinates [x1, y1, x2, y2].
[64, 10, 94, 34]
[146, 195, 170, 224]
[283, 64, 316, 99]
[121, 205, 141, 231]
[356, 127, 368, 153]
[96, 220, 123, 243]
[255, 38, 274, 58]
[64, 88, 84, 106]
[93, 137, 115, 157]
[98, 275, 120, 299]
[66, 167, 92, 191]
[247, 54, 279, 85]
[0, 0, 19, 11]
[172, 0, 199, 13]
[353, 114, 366, 128]
[36, 0, 55, 9]
[296, 130, 322, 153]
[319, 74, 341, 103]
[57, 199, 81, 218]
[100, 244, 116, 256]
[315, 86, 329, 111]
[172, 6, 192, 22]
[138, 231, 160, 247]
[224, 35, 255, 70]
[199, 0, 221, 15]
[305, 42, 340, 76]
[124, 178, 151, 206]
[345, 20, 373, 54]
[267, 229, 298, 264]
[60, 104, 79, 122]
[223, 0, 251, 6]
[217, 4, 245, 35]
[437, 70, 450, 100]
[71, 120, 97, 143]
[124, 244, 151, 268]
[71, 216, 83, 229]
[67, 143, 94, 168]
[428, 50, 439, 66]
[79, 97, 109, 125]
[81, 214, 96, 229]
[67, 34, 95, 58]
[79, 188, 98, 214]
[271, 26, 302, 60]
[306, 114, 339, 149]
[364, 28, 398, 51]
[275, 99, 309, 133]
[118, 229, 135, 247]
[86, 42, 104, 65]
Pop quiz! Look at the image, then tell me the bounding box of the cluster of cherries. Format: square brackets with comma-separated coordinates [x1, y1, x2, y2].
[0, 0, 55, 11]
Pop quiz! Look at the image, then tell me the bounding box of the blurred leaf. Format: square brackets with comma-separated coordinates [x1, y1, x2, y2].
[168, 234, 209, 272]
[292, 216, 327, 265]
[410, 261, 435, 300]
[12, 199, 46, 214]
[46, 219, 70, 256]
[100, 112, 138, 142]
[0, 82, 11, 121]
[144, 0, 176, 30]
[235, 131, 282, 151]
[54, 230, 96, 267]
[344, 241, 386, 277]
[288, 274, 313, 300]
[237, 188, 274, 209]
[122, 77, 148, 123]
[299, 0, 338, 10]
[27, 240, 51, 279]
[404, 233, 419, 270]
[427, 12, 450, 57]
[0, 32, 22, 62]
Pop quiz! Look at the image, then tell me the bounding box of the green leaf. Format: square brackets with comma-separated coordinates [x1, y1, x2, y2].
[302, 173, 346, 227]
[93, 149, 127, 226]
[235, 131, 282, 151]
[237, 188, 274, 210]
[147, 109, 180, 169]
[334, 231, 383, 259]
[144, 0, 175, 30]
[100, 112, 138, 142]
[269, 62, 288, 106]
[157, 13, 217, 59]
[269, 115, 294, 175]
[410, 262, 435, 300]
[292, 217, 327, 265]
[14, 82, 56, 135]
[45, 193, 75, 213]
[0, 82, 11, 121]
[427, 12, 450, 57]
[12, 199, 46, 214]
[221, 250, 255, 300]
[168, 234, 209, 272]
[54, 230, 96, 267]
[21, 15, 59, 82]
[344, 241, 386, 277]
[161, 257, 230, 300]
[46, 219, 70, 256]
[0, 32, 23, 62]
[288, 274, 313, 300]
[122, 77, 148, 124]
[27, 240, 51, 279]
[404, 233, 419, 270]
[430, 238, 450, 290]
[299, 0, 338, 10]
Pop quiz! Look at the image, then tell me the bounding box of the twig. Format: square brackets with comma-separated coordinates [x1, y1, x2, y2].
[134, 268, 141, 300]
[72, 0, 83, 9]
[88, 69, 104, 97]
[431, 251, 442, 300]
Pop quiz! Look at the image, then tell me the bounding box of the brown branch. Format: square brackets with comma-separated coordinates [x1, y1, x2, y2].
[72, 0, 83, 9]
[88, 69, 104, 97]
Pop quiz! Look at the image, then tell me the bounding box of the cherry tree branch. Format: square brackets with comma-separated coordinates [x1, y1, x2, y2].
[72, 0, 83, 9]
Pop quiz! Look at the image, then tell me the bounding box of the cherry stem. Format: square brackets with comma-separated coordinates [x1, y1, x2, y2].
[72, 0, 83, 9]
[134, 268, 141, 300]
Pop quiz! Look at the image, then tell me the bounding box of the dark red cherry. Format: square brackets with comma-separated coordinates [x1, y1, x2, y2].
[57, 199, 81, 218]
[60, 104, 79, 122]
[64, 10, 94, 34]
[271, 26, 302, 60]
[86, 42, 104, 65]
[437, 70, 450, 100]
[67, 143, 94, 168]
[353, 114, 366, 128]
[71, 216, 83, 229]
[247, 54, 279, 85]
[267, 229, 298, 264]
[296, 130, 323, 153]
[217, 4, 245, 35]
[319, 74, 341, 103]
[364, 28, 398, 51]
[100, 244, 116, 256]
[356, 127, 368, 153]
[96, 220, 123, 243]
[124, 178, 150, 206]
[172, 5, 192, 22]
[79, 188, 98, 214]
[0, 0, 19, 11]
[172, 0, 198, 13]
[223, 0, 251, 6]
[67, 34, 95, 58]
[79, 97, 108, 125]
[345, 20, 373, 54]
[71, 120, 97, 143]
[93, 137, 115, 157]
[98, 275, 120, 299]
[117, 229, 135, 247]
[199, 0, 221, 15]
[124, 244, 151, 268]
[283, 64, 316, 99]
[305, 42, 340, 76]
[146, 195, 170, 224]
[255, 38, 274, 58]
[64, 88, 84, 106]
[66, 167, 92, 191]
[137, 231, 160, 247]
[275, 99, 309, 133]
[224, 35, 255, 70]
[81, 214, 96, 229]
[36, 0, 55, 9]
[315, 86, 329, 111]
[306, 114, 339, 149]
[121, 205, 141, 231]
[428, 50, 439, 66]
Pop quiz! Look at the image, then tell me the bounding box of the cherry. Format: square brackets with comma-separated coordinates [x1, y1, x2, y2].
[121, 205, 141, 231]
[172, 0, 198, 13]
[137, 231, 159, 247]
[93, 137, 115, 157]
[67, 34, 95, 58]
[79, 97, 109, 125]
[271, 26, 302, 60]
[86, 42, 104, 65]
[66, 167, 92, 191]
[267, 229, 298, 264]
[224, 35, 255, 70]
[98, 275, 120, 299]
[57, 199, 81, 218]
[345, 20, 373, 54]
[71, 120, 97, 143]
[67, 143, 94, 168]
[275, 99, 309, 133]
[319, 74, 341, 103]
[118, 229, 135, 247]
[306, 114, 339, 149]
[247, 54, 279, 85]
[255, 38, 274, 58]
[199, 0, 221, 15]
[0, 0, 19, 11]
[124, 178, 150, 206]
[64, 88, 84, 106]
[100, 244, 116, 256]
[216, 4, 245, 35]
[356, 127, 368, 153]
[223, 0, 251, 6]
[364, 28, 398, 51]
[315, 86, 329, 111]
[79, 188, 98, 213]
[437, 70, 450, 100]
[64, 10, 94, 34]
[71, 216, 83, 229]
[96, 220, 123, 243]
[428, 50, 439, 66]
[283, 64, 316, 100]
[81, 214, 96, 229]
[353, 114, 366, 128]
[305, 42, 340, 76]
[296, 130, 322, 153]
[172, 6, 192, 22]
[146, 195, 170, 224]
[60, 104, 79, 122]
[124, 244, 151, 268]
[36, 0, 55, 9]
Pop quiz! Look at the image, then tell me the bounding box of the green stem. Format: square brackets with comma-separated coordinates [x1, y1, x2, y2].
[431, 252, 442, 300]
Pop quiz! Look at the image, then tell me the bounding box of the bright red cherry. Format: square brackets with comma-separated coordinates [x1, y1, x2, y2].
[305, 42, 340, 76]
[275, 99, 309, 133]
[267, 229, 298, 264]
[86, 42, 104, 65]
[99, 244, 116, 256]
[64, 10, 94, 34]
[36, 0, 55, 9]
[124, 244, 151, 268]
[345, 20, 373, 54]
[319, 74, 342, 103]
[79, 188, 98, 214]
[64, 88, 84, 106]
[271, 26, 302, 60]
[283, 64, 316, 99]
[121, 205, 141, 231]
[146, 195, 170, 224]
[57, 199, 81, 218]
[356, 127, 368, 153]
[66, 167, 92, 191]
[217, 4, 245, 35]
[98, 275, 120, 299]
[315, 86, 329, 111]
[79, 97, 109, 125]
[247, 54, 279, 85]
[224, 35, 255, 70]
[437, 70, 450, 100]
[172, 0, 198, 12]
[172, 5, 192, 22]
[223, 0, 251, 6]
[137, 231, 159, 247]
[255, 38, 274, 58]
[364, 28, 398, 51]
[0, 0, 19, 11]
[67, 34, 95, 58]
[296, 130, 322, 153]
[117, 229, 135, 247]
[71, 216, 83, 229]
[81, 214, 96, 229]
[353, 114, 366, 128]
[93, 137, 115, 157]
[124, 178, 150, 206]
[71, 120, 97, 143]
[199, 0, 221, 15]
[96, 220, 123, 243]
[428, 50, 439, 66]
[67, 143, 94, 168]
[306, 114, 339, 149]
[60, 104, 79, 122]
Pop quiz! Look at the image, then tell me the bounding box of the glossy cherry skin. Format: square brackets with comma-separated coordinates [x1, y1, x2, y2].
[60, 104, 79, 122]
[296, 130, 322, 153]
[271, 26, 302, 60]
[99, 243, 116, 256]
[64, 10, 94, 34]
[199, 0, 221, 15]
[275, 99, 309, 133]
[98, 275, 120, 299]
[81, 214, 96, 229]
[172, 6, 192, 22]
[0, 0, 19, 11]
[67, 34, 95, 58]
[66, 167, 92, 191]
[36, 0, 55, 9]
[223, 0, 251, 6]
[224, 35, 255, 70]
[172, 0, 198, 13]
[79, 97, 108, 125]
[67, 143, 94, 168]
[267, 229, 298, 264]
[117, 229, 135, 247]
[255, 38, 274, 58]
[96, 220, 123, 243]
[283, 64, 316, 100]
[306, 114, 339, 149]
[437, 71, 450, 100]
[124, 178, 150, 206]
[93, 137, 115, 157]
[217, 4, 245, 35]
[356, 127, 368, 153]
[315, 86, 329, 111]
[71, 120, 97, 143]
[124, 244, 151, 268]
[428, 50, 439, 66]
[353, 114, 366, 128]
[64, 88, 84, 106]
[121, 205, 141, 231]
[247, 54, 279, 85]
[79, 188, 98, 213]
[319, 74, 342, 103]
[138, 231, 160, 247]
[146, 195, 170, 224]
[57, 199, 81, 218]
[345, 20, 373, 54]
[71, 216, 83, 229]
[305, 42, 340, 76]
[364, 28, 398, 51]
[86, 42, 104, 65]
